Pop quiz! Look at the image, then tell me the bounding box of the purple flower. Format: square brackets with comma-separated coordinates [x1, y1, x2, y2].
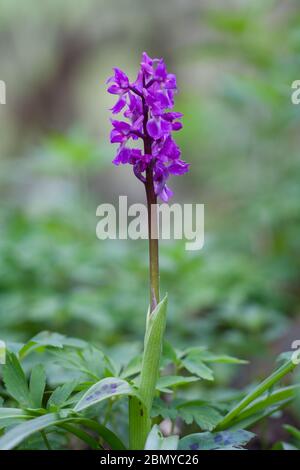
[107, 52, 189, 201]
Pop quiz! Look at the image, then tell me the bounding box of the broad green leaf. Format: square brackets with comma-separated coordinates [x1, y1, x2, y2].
[177, 403, 222, 431]
[47, 380, 78, 409]
[29, 364, 46, 408]
[0, 413, 67, 450]
[74, 377, 135, 412]
[156, 375, 199, 392]
[139, 296, 168, 410]
[129, 296, 168, 450]
[179, 429, 254, 450]
[2, 352, 31, 407]
[145, 425, 178, 450]
[181, 357, 214, 381]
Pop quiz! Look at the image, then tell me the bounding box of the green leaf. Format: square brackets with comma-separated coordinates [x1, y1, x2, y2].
[0, 413, 67, 450]
[121, 355, 142, 379]
[151, 398, 179, 420]
[216, 359, 297, 431]
[129, 296, 168, 450]
[198, 352, 248, 364]
[29, 364, 46, 408]
[0, 408, 30, 428]
[19, 331, 86, 359]
[68, 417, 126, 450]
[2, 352, 31, 407]
[283, 424, 300, 442]
[156, 375, 199, 392]
[145, 425, 178, 450]
[227, 385, 299, 430]
[179, 429, 255, 450]
[47, 381, 78, 409]
[139, 295, 168, 410]
[284, 424, 300, 442]
[74, 377, 135, 412]
[181, 357, 214, 381]
[177, 403, 223, 431]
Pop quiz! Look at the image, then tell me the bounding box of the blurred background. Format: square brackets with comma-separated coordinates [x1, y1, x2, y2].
[0, 0, 300, 442]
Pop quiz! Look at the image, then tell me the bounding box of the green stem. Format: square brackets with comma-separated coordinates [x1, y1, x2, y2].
[40, 430, 52, 450]
[145, 165, 160, 311]
[129, 84, 164, 449]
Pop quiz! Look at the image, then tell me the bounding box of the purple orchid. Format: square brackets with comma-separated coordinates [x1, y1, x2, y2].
[107, 52, 189, 201]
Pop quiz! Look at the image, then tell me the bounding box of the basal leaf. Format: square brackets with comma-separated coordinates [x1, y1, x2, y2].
[179, 429, 254, 450]
[0, 413, 67, 450]
[74, 377, 135, 412]
[0, 408, 30, 428]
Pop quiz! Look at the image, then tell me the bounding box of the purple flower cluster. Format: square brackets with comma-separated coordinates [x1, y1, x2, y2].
[107, 52, 189, 201]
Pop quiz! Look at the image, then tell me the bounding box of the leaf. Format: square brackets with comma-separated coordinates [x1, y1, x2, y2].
[121, 355, 142, 379]
[177, 403, 223, 431]
[50, 346, 114, 381]
[29, 364, 46, 408]
[216, 359, 298, 431]
[181, 357, 214, 381]
[227, 385, 300, 430]
[139, 296, 168, 410]
[74, 377, 135, 412]
[284, 424, 300, 442]
[198, 352, 248, 364]
[2, 352, 31, 407]
[19, 331, 86, 359]
[156, 375, 199, 392]
[162, 341, 178, 366]
[179, 429, 255, 450]
[0, 408, 29, 428]
[151, 398, 179, 420]
[145, 425, 178, 450]
[0, 413, 67, 450]
[47, 381, 78, 409]
[68, 417, 126, 450]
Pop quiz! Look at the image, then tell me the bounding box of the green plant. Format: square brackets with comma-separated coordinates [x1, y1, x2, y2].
[0, 332, 298, 450]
